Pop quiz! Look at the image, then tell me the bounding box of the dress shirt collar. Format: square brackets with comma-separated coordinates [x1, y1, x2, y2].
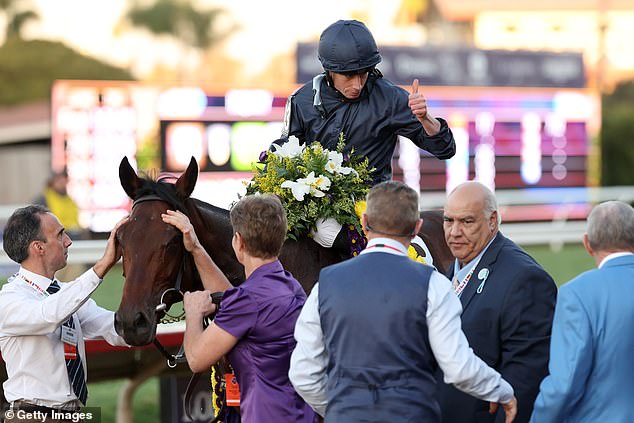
[452, 234, 497, 279]
[599, 252, 634, 268]
[15, 267, 56, 293]
[361, 237, 408, 256]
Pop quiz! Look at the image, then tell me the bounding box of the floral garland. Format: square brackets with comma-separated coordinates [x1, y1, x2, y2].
[246, 134, 374, 240]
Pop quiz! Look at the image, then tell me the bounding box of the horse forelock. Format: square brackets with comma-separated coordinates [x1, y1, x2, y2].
[134, 178, 188, 213]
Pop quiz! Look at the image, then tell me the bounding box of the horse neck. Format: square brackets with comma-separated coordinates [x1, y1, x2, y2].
[184, 199, 245, 286]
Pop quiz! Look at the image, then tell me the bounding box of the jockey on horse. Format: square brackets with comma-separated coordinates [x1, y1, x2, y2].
[271, 19, 456, 262]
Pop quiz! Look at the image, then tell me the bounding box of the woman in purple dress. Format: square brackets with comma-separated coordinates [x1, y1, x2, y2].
[162, 195, 317, 423]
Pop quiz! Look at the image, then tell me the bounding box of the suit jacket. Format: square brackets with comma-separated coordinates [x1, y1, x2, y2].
[530, 254, 634, 423]
[437, 232, 557, 423]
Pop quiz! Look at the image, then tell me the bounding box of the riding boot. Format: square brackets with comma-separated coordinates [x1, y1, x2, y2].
[331, 226, 351, 259]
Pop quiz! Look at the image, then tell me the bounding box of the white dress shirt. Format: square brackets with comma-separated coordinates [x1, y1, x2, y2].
[0, 267, 127, 407]
[289, 237, 514, 417]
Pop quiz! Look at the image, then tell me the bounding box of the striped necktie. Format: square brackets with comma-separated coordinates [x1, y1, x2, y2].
[47, 281, 88, 405]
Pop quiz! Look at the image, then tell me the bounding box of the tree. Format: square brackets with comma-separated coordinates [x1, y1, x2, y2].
[600, 80, 634, 186]
[120, 0, 233, 81]
[0, 0, 39, 41]
[126, 0, 225, 50]
[0, 39, 134, 106]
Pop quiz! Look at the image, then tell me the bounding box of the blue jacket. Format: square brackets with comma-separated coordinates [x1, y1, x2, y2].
[319, 252, 438, 422]
[438, 232, 557, 423]
[530, 254, 634, 423]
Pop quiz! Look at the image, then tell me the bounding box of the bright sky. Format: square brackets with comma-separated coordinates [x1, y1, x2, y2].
[22, 0, 420, 78]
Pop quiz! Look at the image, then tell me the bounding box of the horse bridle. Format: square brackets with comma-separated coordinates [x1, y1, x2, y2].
[131, 194, 229, 421]
[131, 194, 188, 368]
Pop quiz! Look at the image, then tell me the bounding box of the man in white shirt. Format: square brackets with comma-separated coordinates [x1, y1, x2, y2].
[0, 205, 128, 421]
[289, 181, 517, 422]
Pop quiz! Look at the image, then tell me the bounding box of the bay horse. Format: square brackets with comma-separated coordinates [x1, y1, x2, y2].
[114, 156, 452, 347]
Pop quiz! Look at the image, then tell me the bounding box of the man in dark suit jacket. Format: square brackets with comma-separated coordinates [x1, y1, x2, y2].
[437, 181, 557, 423]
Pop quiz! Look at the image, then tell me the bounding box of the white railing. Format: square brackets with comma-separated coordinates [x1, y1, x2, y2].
[418, 185, 634, 209]
[0, 221, 587, 266]
[1, 186, 632, 265]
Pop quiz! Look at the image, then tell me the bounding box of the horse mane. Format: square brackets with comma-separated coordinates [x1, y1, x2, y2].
[135, 172, 230, 218]
[192, 197, 230, 217]
[135, 173, 188, 213]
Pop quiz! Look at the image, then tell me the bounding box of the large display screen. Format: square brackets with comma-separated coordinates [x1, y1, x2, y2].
[51, 81, 598, 230]
[51, 81, 163, 232]
[160, 121, 282, 173]
[388, 87, 598, 221]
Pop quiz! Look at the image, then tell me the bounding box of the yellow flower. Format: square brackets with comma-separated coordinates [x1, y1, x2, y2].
[354, 200, 367, 221]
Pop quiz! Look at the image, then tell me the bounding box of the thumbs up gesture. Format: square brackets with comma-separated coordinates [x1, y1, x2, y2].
[408, 79, 428, 120]
[408, 78, 441, 135]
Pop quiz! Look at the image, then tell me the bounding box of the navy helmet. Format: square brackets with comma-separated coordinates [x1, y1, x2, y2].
[318, 20, 381, 73]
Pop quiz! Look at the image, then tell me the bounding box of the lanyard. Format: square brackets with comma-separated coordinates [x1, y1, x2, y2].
[364, 243, 405, 255]
[453, 266, 476, 297]
[17, 274, 50, 299]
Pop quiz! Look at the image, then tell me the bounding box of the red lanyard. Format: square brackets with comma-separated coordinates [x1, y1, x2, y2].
[364, 243, 404, 254]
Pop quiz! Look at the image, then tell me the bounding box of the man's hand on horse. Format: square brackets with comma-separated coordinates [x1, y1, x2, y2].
[94, 215, 129, 279]
[162, 210, 202, 253]
[184, 290, 217, 318]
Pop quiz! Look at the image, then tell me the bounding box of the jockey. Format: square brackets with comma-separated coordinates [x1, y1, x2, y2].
[273, 19, 456, 259]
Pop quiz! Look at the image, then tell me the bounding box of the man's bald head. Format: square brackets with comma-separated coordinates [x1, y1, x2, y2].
[443, 182, 500, 266]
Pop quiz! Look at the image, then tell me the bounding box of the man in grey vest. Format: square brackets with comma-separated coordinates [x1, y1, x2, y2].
[289, 181, 517, 422]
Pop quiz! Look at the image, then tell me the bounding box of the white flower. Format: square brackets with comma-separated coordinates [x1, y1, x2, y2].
[281, 171, 331, 201]
[272, 135, 304, 158]
[281, 180, 311, 201]
[325, 150, 356, 175]
[304, 171, 331, 193]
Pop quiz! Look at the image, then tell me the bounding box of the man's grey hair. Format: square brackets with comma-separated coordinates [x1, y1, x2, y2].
[482, 186, 501, 224]
[587, 201, 634, 252]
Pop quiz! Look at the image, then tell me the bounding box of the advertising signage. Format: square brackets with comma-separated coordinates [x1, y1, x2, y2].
[296, 43, 585, 88]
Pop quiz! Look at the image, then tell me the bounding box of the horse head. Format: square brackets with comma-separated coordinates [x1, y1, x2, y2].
[114, 156, 200, 346]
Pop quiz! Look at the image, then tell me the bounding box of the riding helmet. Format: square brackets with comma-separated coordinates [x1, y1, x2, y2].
[318, 20, 382, 73]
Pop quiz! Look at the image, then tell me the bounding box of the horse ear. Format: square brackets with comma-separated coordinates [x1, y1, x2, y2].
[174, 156, 198, 198]
[119, 156, 142, 199]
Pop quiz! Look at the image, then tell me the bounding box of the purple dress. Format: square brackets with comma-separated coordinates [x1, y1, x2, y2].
[214, 260, 317, 423]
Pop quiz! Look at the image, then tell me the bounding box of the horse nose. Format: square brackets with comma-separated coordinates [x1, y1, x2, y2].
[133, 311, 150, 331]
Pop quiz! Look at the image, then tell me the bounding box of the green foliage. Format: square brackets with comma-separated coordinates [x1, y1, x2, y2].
[600, 80, 634, 186]
[0, 39, 134, 106]
[126, 0, 227, 50]
[0, 0, 39, 39]
[246, 135, 374, 240]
